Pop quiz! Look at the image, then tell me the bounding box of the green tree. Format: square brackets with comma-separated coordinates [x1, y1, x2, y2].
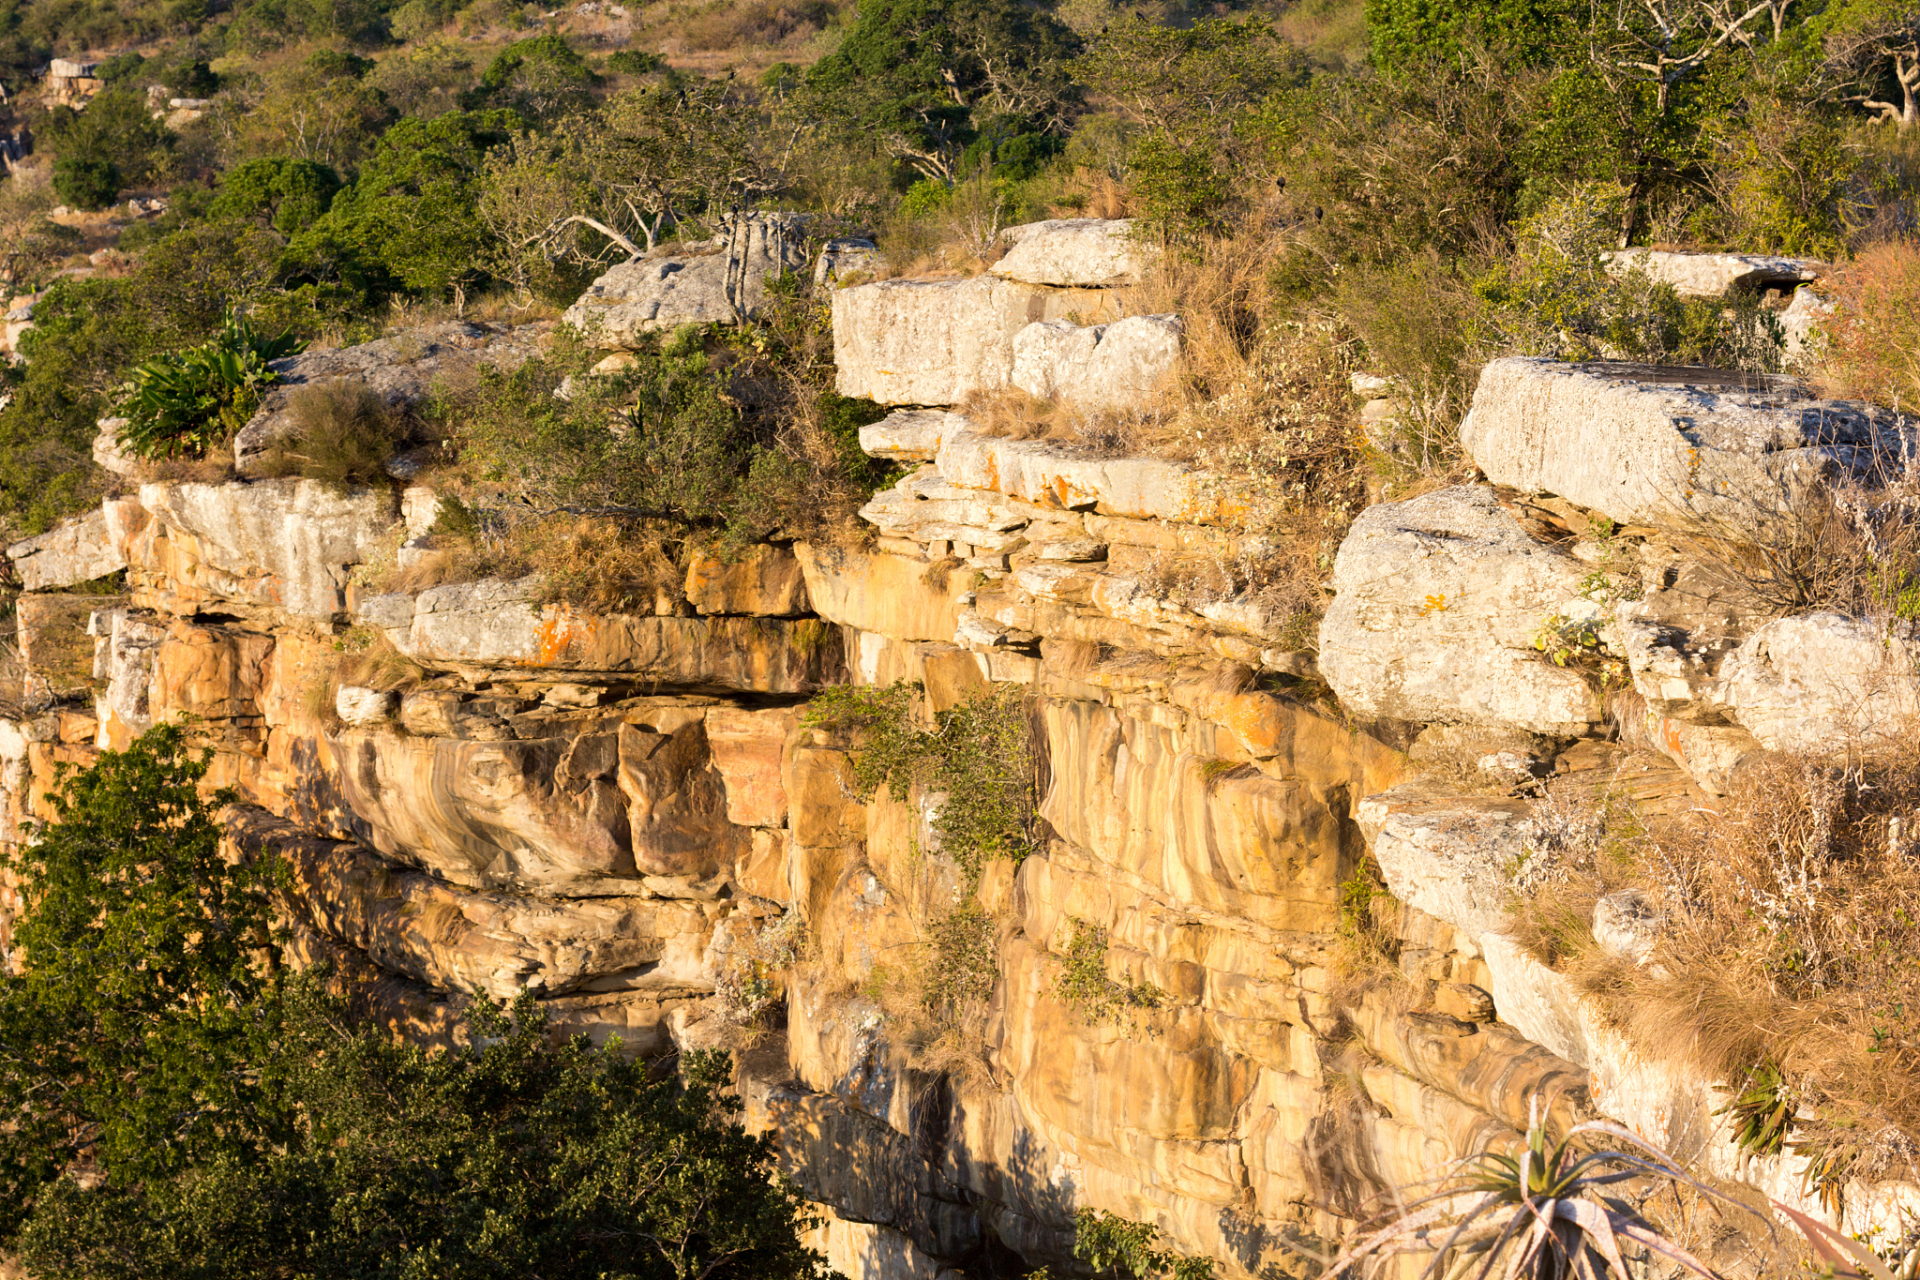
[1074, 17, 1304, 234]
[42, 86, 172, 202]
[470, 30, 599, 123]
[1819, 0, 1920, 127]
[0, 725, 286, 1239]
[1365, 0, 1574, 72]
[295, 108, 517, 303]
[15, 987, 833, 1280]
[209, 156, 344, 239]
[804, 0, 1080, 181]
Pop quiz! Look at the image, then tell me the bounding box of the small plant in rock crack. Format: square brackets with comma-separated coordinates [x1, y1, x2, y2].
[715, 912, 807, 1026]
[1053, 917, 1164, 1028]
[1716, 1059, 1796, 1158]
[1530, 614, 1606, 669]
[802, 681, 1038, 884]
[1330, 1095, 1757, 1279]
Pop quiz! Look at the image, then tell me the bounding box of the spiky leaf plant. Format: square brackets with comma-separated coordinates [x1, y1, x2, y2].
[115, 312, 304, 460]
[1331, 1096, 1758, 1280]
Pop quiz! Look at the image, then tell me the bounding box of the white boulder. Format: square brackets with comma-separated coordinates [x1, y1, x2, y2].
[1604, 249, 1820, 297]
[8, 508, 124, 590]
[335, 684, 398, 726]
[1010, 314, 1182, 410]
[1318, 485, 1604, 735]
[1459, 357, 1908, 532]
[1711, 611, 1920, 754]
[564, 212, 810, 348]
[858, 409, 967, 462]
[831, 274, 1124, 406]
[992, 218, 1149, 288]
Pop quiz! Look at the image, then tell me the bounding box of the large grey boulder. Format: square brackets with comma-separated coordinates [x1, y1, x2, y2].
[139, 479, 398, 622]
[1010, 314, 1182, 410]
[992, 218, 1149, 288]
[8, 508, 122, 590]
[232, 321, 547, 477]
[1459, 358, 1909, 532]
[1710, 611, 1920, 753]
[831, 274, 1125, 406]
[1318, 485, 1604, 735]
[564, 213, 810, 349]
[1603, 249, 1820, 297]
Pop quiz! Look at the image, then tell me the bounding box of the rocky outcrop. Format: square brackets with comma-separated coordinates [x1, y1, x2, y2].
[832, 274, 1130, 406]
[1010, 314, 1182, 410]
[993, 219, 1150, 288]
[1318, 486, 1605, 736]
[1459, 358, 1909, 531]
[1603, 248, 1821, 297]
[232, 321, 547, 477]
[564, 213, 810, 348]
[7, 507, 125, 590]
[130, 479, 397, 624]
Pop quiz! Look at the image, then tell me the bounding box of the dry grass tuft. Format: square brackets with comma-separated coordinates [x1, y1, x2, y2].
[383, 513, 683, 615]
[1511, 746, 1920, 1199]
[1820, 239, 1920, 413]
[254, 379, 407, 492]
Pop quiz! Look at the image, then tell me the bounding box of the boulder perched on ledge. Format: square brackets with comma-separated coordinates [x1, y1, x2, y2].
[7, 508, 123, 591]
[563, 212, 810, 349]
[1317, 485, 1603, 735]
[992, 218, 1150, 288]
[1011, 314, 1182, 410]
[831, 274, 1126, 406]
[1459, 357, 1910, 532]
[1603, 248, 1819, 297]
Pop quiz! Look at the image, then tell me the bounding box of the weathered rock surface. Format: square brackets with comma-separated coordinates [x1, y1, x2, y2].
[936, 427, 1224, 524]
[1318, 486, 1603, 735]
[1459, 358, 1909, 532]
[1604, 248, 1820, 297]
[1010, 314, 1182, 409]
[832, 274, 1127, 406]
[813, 237, 886, 288]
[1357, 785, 1529, 938]
[564, 213, 810, 348]
[993, 218, 1148, 288]
[130, 479, 397, 623]
[7, 508, 123, 590]
[858, 409, 967, 462]
[232, 321, 547, 477]
[1711, 611, 1920, 753]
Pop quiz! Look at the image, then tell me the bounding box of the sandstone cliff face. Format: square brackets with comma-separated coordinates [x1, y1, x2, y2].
[4, 251, 1917, 1279]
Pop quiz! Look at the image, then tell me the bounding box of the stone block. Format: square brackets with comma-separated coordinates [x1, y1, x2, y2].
[8, 508, 124, 591]
[1010, 314, 1182, 410]
[993, 218, 1149, 287]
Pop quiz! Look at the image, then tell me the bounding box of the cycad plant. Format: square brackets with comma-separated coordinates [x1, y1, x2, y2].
[115, 312, 305, 460]
[1331, 1096, 1756, 1280]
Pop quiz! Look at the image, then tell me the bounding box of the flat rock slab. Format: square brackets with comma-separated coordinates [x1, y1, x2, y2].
[858, 409, 968, 462]
[1011, 314, 1182, 410]
[1318, 484, 1601, 735]
[563, 212, 809, 348]
[233, 321, 548, 477]
[935, 427, 1230, 525]
[992, 218, 1149, 288]
[8, 508, 122, 591]
[1459, 357, 1909, 532]
[831, 274, 1126, 406]
[137, 479, 398, 623]
[1604, 248, 1820, 297]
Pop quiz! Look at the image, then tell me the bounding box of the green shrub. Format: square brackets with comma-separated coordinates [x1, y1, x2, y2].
[1052, 917, 1164, 1027]
[923, 903, 998, 1022]
[1074, 1209, 1216, 1280]
[803, 681, 1039, 883]
[254, 379, 405, 490]
[52, 156, 122, 211]
[114, 313, 305, 460]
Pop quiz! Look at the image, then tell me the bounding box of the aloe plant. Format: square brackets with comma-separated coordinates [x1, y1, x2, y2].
[115, 313, 305, 460]
[1331, 1096, 1758, 1280]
